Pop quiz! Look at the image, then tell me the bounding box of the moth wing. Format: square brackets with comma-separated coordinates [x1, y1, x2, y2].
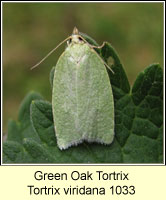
[53, 43, 114, 150]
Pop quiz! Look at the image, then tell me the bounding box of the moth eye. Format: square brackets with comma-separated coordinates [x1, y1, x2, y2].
[69, 38, 72, 43]
[78, 37, 83, 41]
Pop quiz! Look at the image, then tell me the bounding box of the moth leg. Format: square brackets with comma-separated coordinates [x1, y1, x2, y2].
[67, 40, 70, 46]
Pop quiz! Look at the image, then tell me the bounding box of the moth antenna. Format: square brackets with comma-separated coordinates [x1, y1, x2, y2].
[31, 36, 72, 70]
[103, 61, 114, 74]
[78, 35, 114, 74]
[90, 41, 106, 49]
[91, 41, 114, 74]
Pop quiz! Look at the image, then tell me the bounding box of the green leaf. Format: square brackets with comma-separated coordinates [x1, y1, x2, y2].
[3, 34, 163, 163]
[30, 100, 56, 146]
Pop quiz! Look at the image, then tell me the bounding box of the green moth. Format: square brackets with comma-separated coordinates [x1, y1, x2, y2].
[52, 28, 115, 150]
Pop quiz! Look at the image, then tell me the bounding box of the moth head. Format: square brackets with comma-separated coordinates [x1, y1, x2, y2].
[71, 27, 84, 44]
[72, 27, 79, 35]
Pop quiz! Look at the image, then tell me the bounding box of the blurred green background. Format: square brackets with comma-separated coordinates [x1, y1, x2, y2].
[3, 3, 163, 134]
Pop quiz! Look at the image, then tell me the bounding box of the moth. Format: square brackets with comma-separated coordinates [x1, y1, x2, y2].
[32, 27, 114, 150]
